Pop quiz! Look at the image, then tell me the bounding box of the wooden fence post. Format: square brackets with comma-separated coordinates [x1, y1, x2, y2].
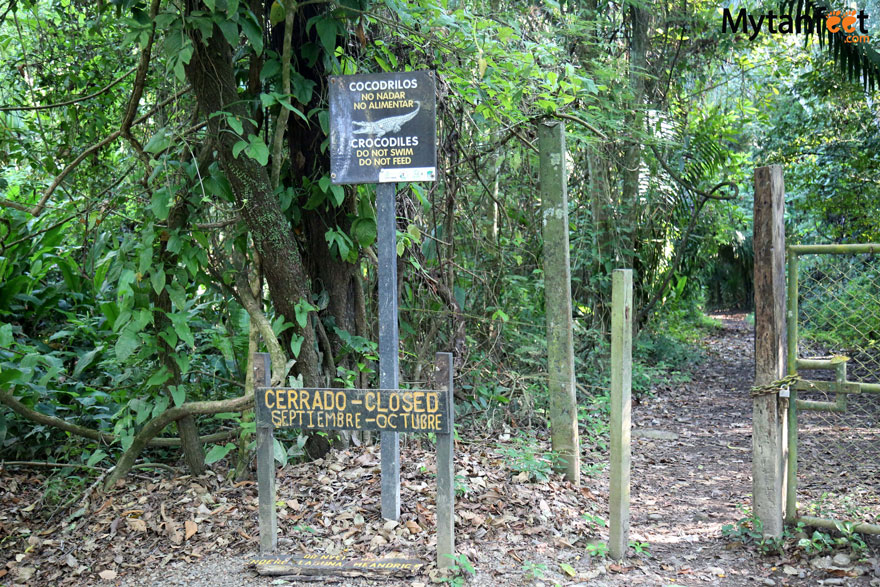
[435, 352, 455, 568]
[752, 165, 787, 538]
[254, 352, 277, 554]
[539, 121, 580, 485]
[609, 269, 632, 561]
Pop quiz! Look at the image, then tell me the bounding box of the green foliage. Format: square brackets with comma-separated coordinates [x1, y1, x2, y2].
[497, 433, 559, 482]
[439, 553, 475, 586]
[521, 560, 547, 581]
[585, 541, 608, 558]
[721, 506, 787, 556]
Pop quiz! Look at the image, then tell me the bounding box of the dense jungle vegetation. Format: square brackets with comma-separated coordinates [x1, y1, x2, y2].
[0, 0, 878, 489]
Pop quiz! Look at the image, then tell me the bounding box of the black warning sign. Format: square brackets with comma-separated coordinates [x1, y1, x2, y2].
[329, 71, 437, 185]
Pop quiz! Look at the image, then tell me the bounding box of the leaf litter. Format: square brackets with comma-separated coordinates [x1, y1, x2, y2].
[1, 314, 878, 586]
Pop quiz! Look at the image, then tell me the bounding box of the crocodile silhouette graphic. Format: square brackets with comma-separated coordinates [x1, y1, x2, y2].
[352, 101, 421, 138]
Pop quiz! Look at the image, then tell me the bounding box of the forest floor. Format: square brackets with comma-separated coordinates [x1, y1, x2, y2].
[1, 314, 879, 586]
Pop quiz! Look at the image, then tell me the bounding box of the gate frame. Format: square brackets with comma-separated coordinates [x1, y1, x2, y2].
[785, 243, 880, 534]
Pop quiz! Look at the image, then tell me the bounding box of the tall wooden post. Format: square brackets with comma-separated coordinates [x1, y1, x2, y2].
[434, 352, 455, 568]
[753, 165, 787, 538]
[377, 182, 401, 520]
[609, 269, 632, 561]
[254, 352, 276, 554]
[539, 121, 580, 485]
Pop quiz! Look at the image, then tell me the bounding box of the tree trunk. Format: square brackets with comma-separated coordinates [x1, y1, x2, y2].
[184, 21, 320, 387]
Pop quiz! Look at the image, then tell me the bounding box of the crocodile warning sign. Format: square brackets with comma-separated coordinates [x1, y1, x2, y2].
[329, 71, 436, 185]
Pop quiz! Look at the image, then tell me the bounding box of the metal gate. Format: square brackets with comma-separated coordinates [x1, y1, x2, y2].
[786, 244, 880, 533]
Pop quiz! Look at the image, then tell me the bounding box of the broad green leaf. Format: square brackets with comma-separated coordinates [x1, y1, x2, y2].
[168, 312, 195, 348]
[144, 129, 171, 154]
[0, 369, 23, 386]
[273, 437, 287, 466]
[73, 345, 103, 377]
[233, 140, 248, 159]
[146, 366, 172, 387]
[246, 135, 270, 165]
[0, 323, 12, 347]
[260, 58, 280, 81]
[329, 184, 344, 207]
[560, 563, 576, 577]
[167, 282, 186, 311]
[215, 17, 239, 46]
[351, 217, 376, 247]
[115, 326, 139, 361]
[205, 443, 236, 465]
[150, 268, 166, 295]
[290, 334, 304, 357]
[170, 384, 186, 407]
[315, 17, 337, 55]
[241, 12, 263, 54]
[86, 450, 107, 467]
[259, 92, 276, 109]
[226, 115, 244, 136]
[151, 188, 172, 221]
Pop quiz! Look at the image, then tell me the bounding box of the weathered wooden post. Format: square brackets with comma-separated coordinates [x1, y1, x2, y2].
[609, 269, 632, 561]
[753, 165, 787, 538]
[377, 182, 401, 520]
[539, 120, 580, 485]
[434, 352, 455, 568]
[254, 352, 276, 554]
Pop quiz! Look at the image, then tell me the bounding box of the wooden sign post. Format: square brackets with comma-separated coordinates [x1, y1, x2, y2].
[251, 70, 452, 570]
[329, 70, 438, 520]
[254, 352, 454, 568]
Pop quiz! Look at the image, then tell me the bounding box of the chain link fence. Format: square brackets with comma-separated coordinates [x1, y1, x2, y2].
[789, 246, 880, 529]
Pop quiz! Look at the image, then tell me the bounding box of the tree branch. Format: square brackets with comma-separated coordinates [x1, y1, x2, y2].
[270, 1, 296, 188]
[0, 67, 137, 112]
[0, 389, 239, 447]
[103, 393, 254, 488]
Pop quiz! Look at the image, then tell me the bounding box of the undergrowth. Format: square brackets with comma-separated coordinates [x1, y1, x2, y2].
[722, 505, 871, 560]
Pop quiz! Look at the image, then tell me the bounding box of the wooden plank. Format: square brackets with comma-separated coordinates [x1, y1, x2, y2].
[752, 164, 787, 539]
[609, 269, 632, 561]
[538, 121, 580, 485]
[434, 352, 455, 568]
[255, 387, 450, 433]
[377, 181, 401, 521]
[254, 352, 277, 555]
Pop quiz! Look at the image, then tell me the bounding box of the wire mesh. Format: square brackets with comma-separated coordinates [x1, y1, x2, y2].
[794, 251, 880, 527]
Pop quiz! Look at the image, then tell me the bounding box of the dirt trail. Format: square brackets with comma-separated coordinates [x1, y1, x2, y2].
[591, 313, 878, 587]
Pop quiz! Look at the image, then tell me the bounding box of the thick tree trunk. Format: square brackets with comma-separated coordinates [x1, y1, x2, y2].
[184, 23, 320, 386]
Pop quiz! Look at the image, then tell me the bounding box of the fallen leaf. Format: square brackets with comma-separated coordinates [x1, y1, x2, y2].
[185, 520, 198, 540]
[560, 562, 576, 577]
[98, 570, 117, 580]
[405, 520, 422, 534]
[127, 518, 147, 532]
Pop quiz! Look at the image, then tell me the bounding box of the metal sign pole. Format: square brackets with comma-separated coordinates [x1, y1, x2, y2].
[377, 182, 401, 520]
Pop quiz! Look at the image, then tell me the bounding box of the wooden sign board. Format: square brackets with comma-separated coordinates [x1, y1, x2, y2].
[252, 352, 455, 570]
[249, 554, 425, 577]
[329, 70, 437, 184]
[255, 387, 450, 433]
